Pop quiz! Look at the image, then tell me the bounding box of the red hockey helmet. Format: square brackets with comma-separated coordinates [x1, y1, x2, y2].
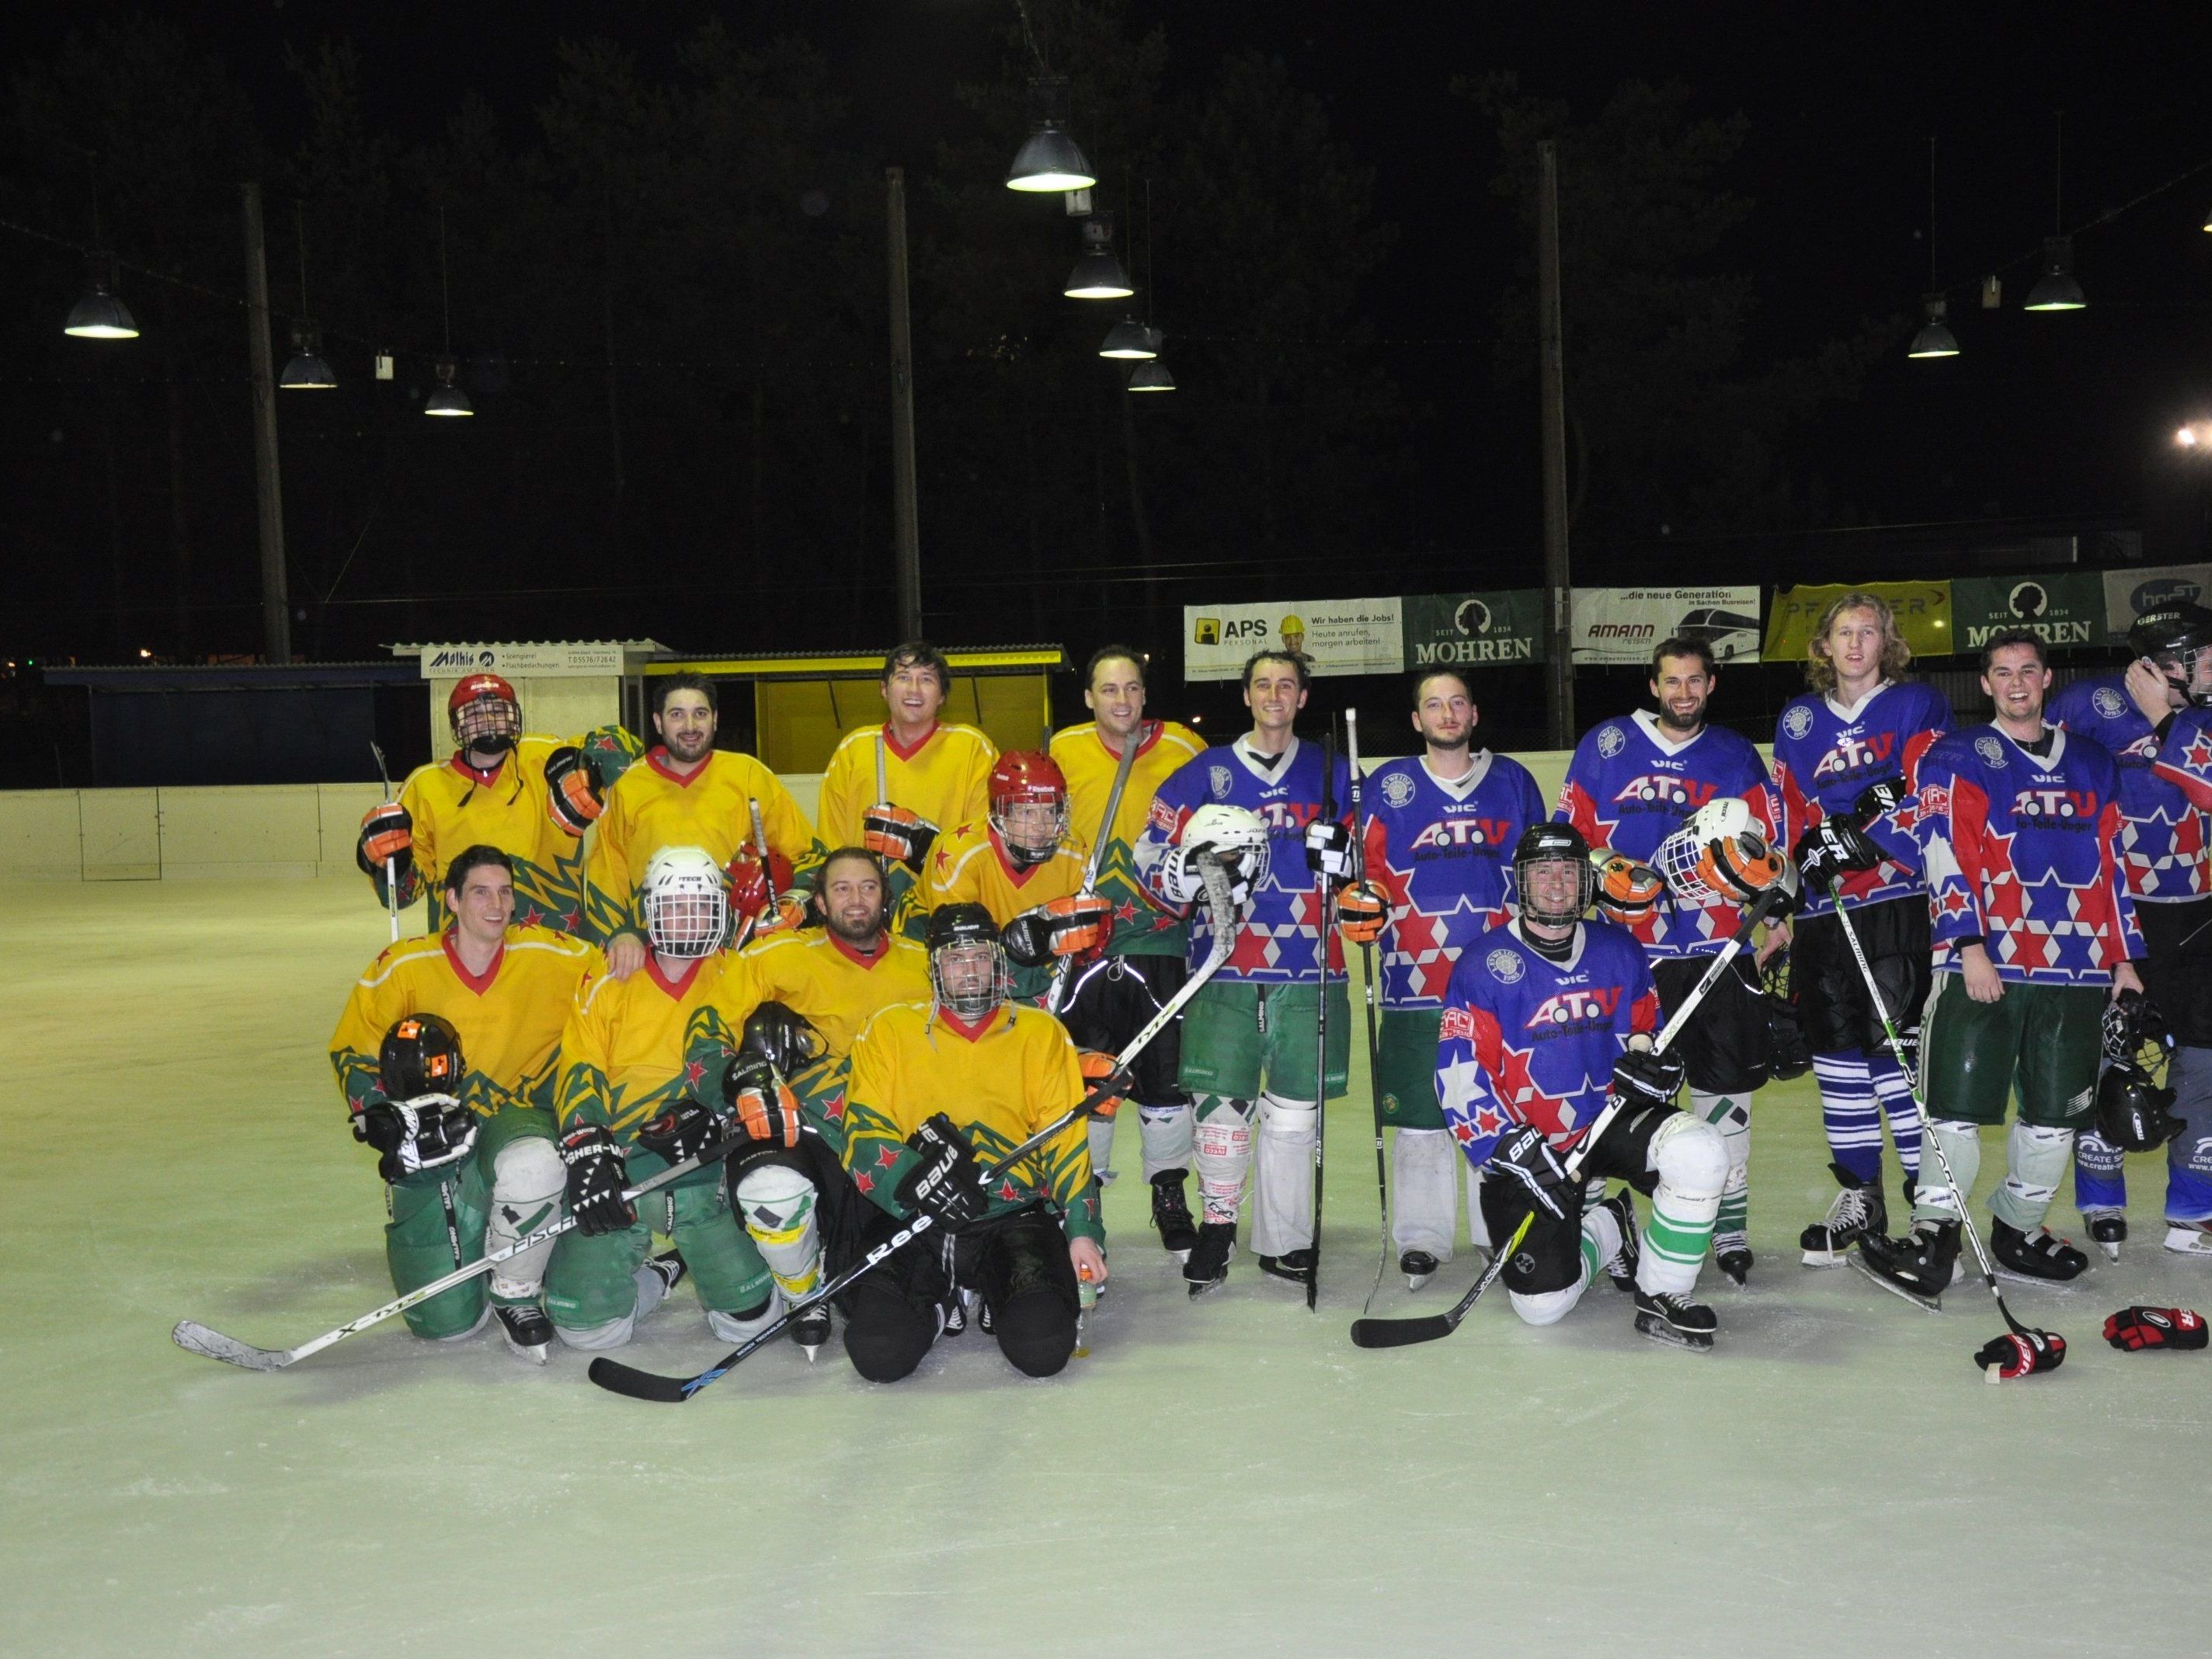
[989, 750, 1069, 867]
[447, 672, 520, 753]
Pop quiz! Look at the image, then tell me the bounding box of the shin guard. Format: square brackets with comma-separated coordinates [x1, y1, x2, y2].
[1391, 1127, 1459, 1260]
[1191, 1096, 1254, 1226]
[1250, 1094, 1317, 1257]
[1991, 1122, 2074, 1233]
[486, 1136, 565, 1305]
[1638, 1113, 1726, 1296]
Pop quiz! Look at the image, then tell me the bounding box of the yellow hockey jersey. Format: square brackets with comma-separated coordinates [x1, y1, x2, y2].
[1049, 719, 1206, 957]
[922, 822, 1092, 1002]
[329, 926, 600, 1118]
[817, 722, 998, 850]
[390, 728, 641, 934]
[583, 746, 823, 942]
[555, 951, 745, 1142]
[841, 1000, 1102, 1245]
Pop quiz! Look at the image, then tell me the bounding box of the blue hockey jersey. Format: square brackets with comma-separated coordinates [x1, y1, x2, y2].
[2050, 673, 2207, 903]
[1772, 680, 1951, 917]
[1915, 722, 2141, 986]
[1357, 750, 1546, 1008]
[1556, 711, 1779, 959]
[1135, 735, 1354, 986]
[1434, 918, 1660, 1174]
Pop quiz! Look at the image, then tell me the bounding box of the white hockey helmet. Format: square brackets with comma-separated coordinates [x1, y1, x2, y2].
[1181, 802, 1272, 892]
[641, 845, 729, 958]
[1655, 798, 1783, 907]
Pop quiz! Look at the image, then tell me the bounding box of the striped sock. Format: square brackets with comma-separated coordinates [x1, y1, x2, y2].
[1640, 1195, 1716, 1296]
[1814, 1051, 1882, 1185]
[1867, 1055, 1923, 1180]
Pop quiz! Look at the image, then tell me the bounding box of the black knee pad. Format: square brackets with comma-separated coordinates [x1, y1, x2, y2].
[991, 1289, 1076, 1378]
[840, 1284, 935, 1383]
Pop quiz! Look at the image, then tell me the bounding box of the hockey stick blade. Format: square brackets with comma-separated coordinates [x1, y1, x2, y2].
[171, 1320, 294, 1371]
[1348, 1312, 1456, 1349]
[586, 1354, 704, 1403]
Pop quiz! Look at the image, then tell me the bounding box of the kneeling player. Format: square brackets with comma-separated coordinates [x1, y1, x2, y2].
[836, 904, 1108, 1381]
[1435, 824, 1729, 1350]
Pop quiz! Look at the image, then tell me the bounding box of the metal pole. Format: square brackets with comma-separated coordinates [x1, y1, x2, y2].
[887, 166, 923, 641]
[240, 182, 292, 665]
[1536, 141, 1572, 749]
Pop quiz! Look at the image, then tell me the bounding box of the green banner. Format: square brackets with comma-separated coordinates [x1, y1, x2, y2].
[1764, 581, 1954, 662]
[1400, 590, 1545, 668]
[1950, 573, 2106, 650]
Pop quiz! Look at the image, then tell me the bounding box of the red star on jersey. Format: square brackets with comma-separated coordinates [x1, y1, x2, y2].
[2186, 732, 2212, 774]
[683, 1059, 706, 1087]
[519, 907, 544, 928]
[1937, 886, 1976, 920]
[853, 1170, 875, 1195]
[875, 1144, 903, 1168]
[562, 908, 583, 932]
[1489, 1042, 1576, 1135]
[1114, 899, 1139, 925]
[824, 1090, 847, 1119]
[1226, 927, 1278, 974]
[997, 1179, 1021, 1202]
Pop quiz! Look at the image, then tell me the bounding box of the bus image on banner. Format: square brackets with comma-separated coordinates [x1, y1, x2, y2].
[1672, 607, 1762, 659]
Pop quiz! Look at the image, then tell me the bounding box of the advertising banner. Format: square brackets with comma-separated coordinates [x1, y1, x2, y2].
[1949, 573, 2106, 649]
[1570, 586, 1762, 664]
[1183, 598, 1403, 681]
[1764, 581, 1953, 661]
[1400, 590, 1546, 666]
[2102, 564, 2212, 639]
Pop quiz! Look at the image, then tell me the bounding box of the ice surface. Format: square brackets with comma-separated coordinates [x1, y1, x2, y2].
[5, 878, 2207, 1655]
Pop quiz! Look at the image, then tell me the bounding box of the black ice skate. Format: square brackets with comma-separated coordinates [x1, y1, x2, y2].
[1851, 1219, 1959, 1311]
[494, 1303, 555, 1365]
[2083, 1212, 2125, 1263]
[789, 1299, 832, 1362]
[1633, 1288, 1716, 1352]
[1400, 1249, 1440, 1292]
[1257, 1247, 1316, 1286]
[1149, 1170, 1199, 1262]
[1714, 1234, 1754, 1289]
[1800, 1162, 1886, 1267]
[644, 1250, 688, 1296]
[1596, 1191, 1640, 1292]
[1184, 1221, 1236, 1297]
[1990, 1219, 2089, 1282]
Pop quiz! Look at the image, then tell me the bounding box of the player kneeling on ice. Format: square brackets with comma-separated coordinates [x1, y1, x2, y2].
[836, 903, 1108, 1381]
[1435, 823, 1729, 1350]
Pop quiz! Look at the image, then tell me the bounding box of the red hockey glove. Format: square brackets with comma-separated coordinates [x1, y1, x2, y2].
[2102, 1306, 2208, 1351]
[1975, 1329, 2066, 1380]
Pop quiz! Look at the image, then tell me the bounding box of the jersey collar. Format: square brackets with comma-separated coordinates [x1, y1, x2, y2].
[645, 954, 707, 998]
[827, 930, 890, 967]
[1094, 720, 1160, 761]
[442, 930, 507, 993]
[1994, 720, 2065, 765]
[881, 721, 940, 761]
[933, 1003, 1008, 1043]
[1631, 708, 1708, 756]
[1824, 680, 1895, 723]
[645, 746, 710, 787]
[1422, 749, 1494, 796]
[1232, 732, 1299, 781]
[1508, 917, 1586, 973]
[988, 825, 1049, 885]
[447, 753, 507, 787]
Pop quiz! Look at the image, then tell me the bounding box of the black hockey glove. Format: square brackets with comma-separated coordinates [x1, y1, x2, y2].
[356, 1096, 476, 1182]
[1489, 1123, 1573, 1222]
[2102, 1306, 2208, 1351]
[862, 805, 937, 870]
[1975, 1328, 2066, 1380]
[1886, 1024, 1922, 1080]
[1612, 1044, 1685, 1108]
[559, 1126, 634, 1236]
[1002, 895, 1114, 968]
[893, 1112, 987, 1229]
[1850, 776, 1911, 829]
[635, 1101, 724, 1166]
[1793, 818, 1882, 889]
[1303, 820, 1355, 881]
[544, 745, 607, 835]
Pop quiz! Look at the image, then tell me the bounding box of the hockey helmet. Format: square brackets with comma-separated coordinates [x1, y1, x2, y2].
[2096, 1063, 2182, 1153]
[381, 1011, 464, 1101]
[1590, 848, 1666, 918]
[1181, 802, 1273, 892]
[927, 901, 1013, 1021]
[1514, 821, 1595, 927]
[448, 672, 521, 753]
[989, 750, 1070, 868]
[733, 999, 827, 1083]
[1656, 801, 1785, 907]
[641, 845, 730, 958]
[2128, 603, 2212, 708]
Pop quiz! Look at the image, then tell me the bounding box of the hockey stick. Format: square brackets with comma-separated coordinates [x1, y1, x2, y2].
[747, 796, 781, 916]
[1305, 722, 1339, 1310]
[1343, 708, 1395, 1317]
[1826, 881, 2052, 1359]
[1350, 884, 1781, 1349]
[171, 1139, 745, 1372]
[1047, 720, 1146, 1015]
[588, 857, 1240, 1402]
[370, 741, 401, 943]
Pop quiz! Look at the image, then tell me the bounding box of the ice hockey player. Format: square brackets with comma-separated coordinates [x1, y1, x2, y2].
[816, 642, 1000, 938]
[355, 673, 639, 935]
[543, 847, 788, 1354]
[1558, 638, 1783, 1285]
[1856, 631, 2144, 1305]
[836, 903, 1107, 1382]
[584, 674, 821, 965]
[2050, 602, 2212, 1257]
[1771, 592, 1951, 1264]
[328, 844, 598, 1361]
[1435, 822, 1729, 1349]
[1349, 668, 1544, 1289]
[1050, 646, 1207, 1247]
[1133, 649, 1354, 1294]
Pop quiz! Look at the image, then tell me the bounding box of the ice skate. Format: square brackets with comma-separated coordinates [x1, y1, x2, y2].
[1149, 1170, 1198, 1261]
[1400, 1249, 1439, 1292]
[1257, 1247, 1315, 1287]
[1713, 1232, 1753, 1288]
[1596, 1191, 1640, 1292]
[1184, 1221, 1236, 1296]
[788, 1299, 831, 1362]
[1990, 1218, 2088, 1282]
[494, 1303, 554, 1365]
[1633, 1287, 1716, 1352]
[1852, 1219, 1958, 1312]
[2082, 1211, 2125, 1263]
[2164, 1221, 2212, 1257]
[643, 1249, 687, 1296]
[1800, 1162, 1885, 1266]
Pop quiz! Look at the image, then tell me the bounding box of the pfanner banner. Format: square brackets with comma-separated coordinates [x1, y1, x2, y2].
[1570, 586, 1762, 665]
[1183, 598, 1403, 681]
[1400, 590, 1545, 666]
[1950, 574, 2106, 649]
[1764, 581, 1953, 662]
[2102, 564, 2212, 639]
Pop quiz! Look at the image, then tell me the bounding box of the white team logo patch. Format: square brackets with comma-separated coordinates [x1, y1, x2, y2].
[1974, 735, 2006, 769]
[1380, 771, 1417, 809]
[2092, 687, 2126, 721]
[1487, 947, 1525, 984]
[1209, 765, 1234, 801]
[1781, 705, 1814, 741]
[1596, 724, 1626, 759]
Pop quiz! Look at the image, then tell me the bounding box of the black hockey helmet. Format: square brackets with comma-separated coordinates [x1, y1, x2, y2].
[2096, 1063, 2182, 1153]
[927, 902, 1011, 1020]
[735, 999, 826, 1083]
[2128, 603, 2212, 707]
[1513, 821, 1596, 928]
[381, 1012, 464, 1100]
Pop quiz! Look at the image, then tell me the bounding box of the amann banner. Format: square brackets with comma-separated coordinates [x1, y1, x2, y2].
[1400, 591, 1545, 666]
[1764, 581, 1953, 662]
[1183, 597, 1403, 681]
[2102, 564, 2212, 639]
[1570, 586, 1761, 665]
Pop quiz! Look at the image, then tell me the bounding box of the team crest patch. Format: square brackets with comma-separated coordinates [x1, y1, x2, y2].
[1596, 724, 1627, 759]
[1781, 705, 1814, 741]
[1975, 735, 2006, 768]
[1487, 947, 1525, 984]
[2092, 687, 2126, 720]
[1209, 765, 1234, 801]
[1381, 771, 1417, 809]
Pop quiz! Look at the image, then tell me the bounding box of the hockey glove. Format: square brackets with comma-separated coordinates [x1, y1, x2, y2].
[1304, 819, 1356, 881]
[1160, 844, 1256, 911]
[1335, 878, 1389, 945]
[893, 1113, 986, 1228]
[1592, 850, 1666, 921]
[1851, 775, 1912, 828]
[356, 1096, 476, 1182]
[1080, 1049, 1126, 1121]
[356, 802, 413, 880]
[635, 1101, 725, 1165]
[1792, 818, 1882, 889]
[543, 746, 606, 836]
[1612, 1044, 1685, 1108]
[558, 1126, 634, 1236]
[732, 1078, 805, 1149]
[1975, 1329, 2067, 1380]
[725, 844, 802, 937]
[2102, 1306, 2208, 1351]
[1489, 1123, 1573, 1223]
[1886, 1024, 1922, 1080]
[862, 804, 937, 869]
[1002, 894, 1114, 968]
[735, 1001, 826, 1083]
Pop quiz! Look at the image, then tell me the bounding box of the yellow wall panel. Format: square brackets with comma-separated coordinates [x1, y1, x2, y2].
[79, 789, 160, 880]
[158, 785, 322, 878]
[0, 791, 90, 880]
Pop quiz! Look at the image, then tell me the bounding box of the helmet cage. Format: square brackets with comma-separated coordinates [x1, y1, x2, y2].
[931, 938, 1012, 1021]
[642, 855, 730, 958]
[1516, 844, 1595, 927]
[453, 692, 521, 753]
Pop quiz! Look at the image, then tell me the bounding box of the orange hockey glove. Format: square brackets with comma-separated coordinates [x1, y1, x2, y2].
[1335, 878, 1389, 945]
